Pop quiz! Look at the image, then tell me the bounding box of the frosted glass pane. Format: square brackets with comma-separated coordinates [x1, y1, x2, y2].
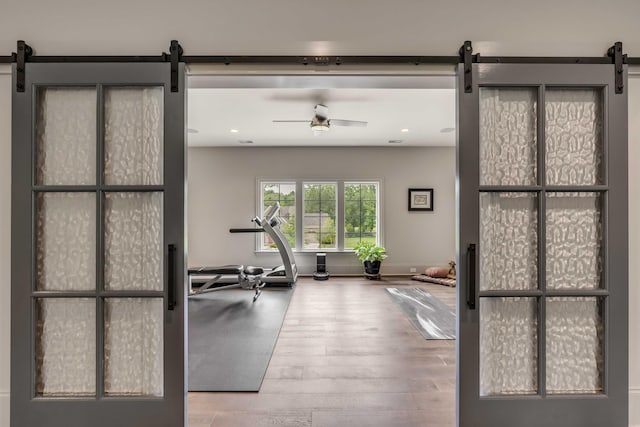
[104, 87, 164, 185]
[546, 297, 603, 394]
[545, 89, 603, 185]
[546, 192, 603, 290]
[480, 297, 538, 396]
[104, 298, 163, 397]
[36, 298, 95, 397]
[36, 88, 97, 185]
[36, 193, 96, 291]
[480, 88, 537, 186]
[105, 192, 163, 291]
[480, 193, 538, 291]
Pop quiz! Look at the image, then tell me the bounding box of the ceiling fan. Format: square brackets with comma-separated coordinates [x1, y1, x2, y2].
[273, 104, 367, 133]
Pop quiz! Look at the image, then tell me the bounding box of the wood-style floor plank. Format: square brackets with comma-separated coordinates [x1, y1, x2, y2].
[188, 276, 456, 427]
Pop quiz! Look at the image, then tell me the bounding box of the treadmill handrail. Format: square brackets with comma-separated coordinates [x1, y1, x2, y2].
[260, 216, 297, 284]
[229, 228, 265, 233]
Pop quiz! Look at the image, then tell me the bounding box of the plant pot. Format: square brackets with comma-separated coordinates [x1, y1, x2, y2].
[363, 260, 381, 280]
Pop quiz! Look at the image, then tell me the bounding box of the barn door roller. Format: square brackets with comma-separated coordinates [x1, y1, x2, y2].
[608, 41, 626, 94]
[15, 40, 32, 93]
[459, 41, 473, 93]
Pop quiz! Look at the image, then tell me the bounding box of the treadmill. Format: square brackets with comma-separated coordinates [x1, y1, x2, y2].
[229, 202, 298, 287]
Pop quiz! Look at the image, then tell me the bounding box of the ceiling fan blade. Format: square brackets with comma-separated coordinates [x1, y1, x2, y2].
[329, 119, 368, 127]
[272, 120, 310, 123]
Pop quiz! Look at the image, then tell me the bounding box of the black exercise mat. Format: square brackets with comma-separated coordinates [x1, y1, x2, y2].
[188, 288, 293, 391]
[385, 287, 456, 340]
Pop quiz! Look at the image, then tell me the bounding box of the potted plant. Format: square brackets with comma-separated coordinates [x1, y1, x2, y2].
[352, 241, 387, 280]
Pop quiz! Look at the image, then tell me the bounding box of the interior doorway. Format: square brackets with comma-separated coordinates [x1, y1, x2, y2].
[183, 71, 459, 426]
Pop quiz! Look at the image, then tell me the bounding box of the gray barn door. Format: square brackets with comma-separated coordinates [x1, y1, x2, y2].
[457, 63, 628, 427]
[11, 62, 186, 427]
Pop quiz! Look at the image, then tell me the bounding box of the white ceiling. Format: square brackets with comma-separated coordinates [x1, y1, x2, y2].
[187, 76, 456, 147]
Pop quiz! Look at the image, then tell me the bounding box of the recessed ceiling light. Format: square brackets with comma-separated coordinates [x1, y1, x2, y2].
[187, 128, 199, 134]
[400, 128, 410, 133]
[440, 127, 455, 133]
[388, 140, 403, 144]
[230, 129, 239, 133]
[238, 140, 254, 144]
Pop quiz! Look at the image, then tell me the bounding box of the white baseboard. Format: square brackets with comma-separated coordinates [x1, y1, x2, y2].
[630, 388, 640, 426]
[0, 392, 9, 427]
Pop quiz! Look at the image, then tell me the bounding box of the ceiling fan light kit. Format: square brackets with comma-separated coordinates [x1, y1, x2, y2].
[310, 117, 330, 132]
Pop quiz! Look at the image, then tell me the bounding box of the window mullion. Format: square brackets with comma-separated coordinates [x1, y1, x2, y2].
[296, 181, 303, 250]
[360, 184, 364, 243]
[337, 181, 344, 251]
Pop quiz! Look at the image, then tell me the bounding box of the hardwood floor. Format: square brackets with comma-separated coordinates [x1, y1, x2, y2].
[188, 276, 456, 427]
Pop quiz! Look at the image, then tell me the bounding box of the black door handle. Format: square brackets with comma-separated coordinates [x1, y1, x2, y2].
[467, 243, 476, 310]
[168, 244, 177, 311]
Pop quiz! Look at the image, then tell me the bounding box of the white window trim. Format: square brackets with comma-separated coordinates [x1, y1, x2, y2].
[344, 181, 382, 249]
[301, 181, 338, 251]
[257, 178, 383, 253]
[256, 179, 297, 252]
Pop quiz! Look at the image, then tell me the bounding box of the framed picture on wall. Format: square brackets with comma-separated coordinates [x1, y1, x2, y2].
[408, 188, 434, 211]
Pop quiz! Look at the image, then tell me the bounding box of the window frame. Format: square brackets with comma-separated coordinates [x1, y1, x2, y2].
[257, 178, 382, 253]
[343, 181, 381, 250]
[257, 180, 297, 251]
[302, 181, 338, 251]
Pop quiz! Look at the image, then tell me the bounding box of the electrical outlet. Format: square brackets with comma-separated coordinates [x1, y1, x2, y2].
[409, 267, 417, 273]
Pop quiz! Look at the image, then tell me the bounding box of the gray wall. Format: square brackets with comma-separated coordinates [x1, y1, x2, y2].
[187, 146, 456, 276]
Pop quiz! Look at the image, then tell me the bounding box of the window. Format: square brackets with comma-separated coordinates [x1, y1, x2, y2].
[259, 180, 381, 251]
[344, 182, 379, 249]
[261, 182, 296, 249]
[303, 183, 337, 249]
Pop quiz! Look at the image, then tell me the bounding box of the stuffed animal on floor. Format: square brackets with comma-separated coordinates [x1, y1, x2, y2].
[447, 260, 456, 279]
